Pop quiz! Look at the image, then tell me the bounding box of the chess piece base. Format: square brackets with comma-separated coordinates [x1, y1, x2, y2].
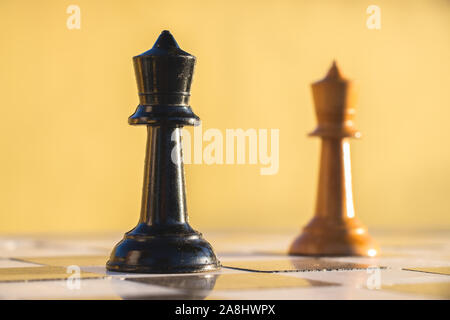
[107, 224, 221, 273]
[288, 217, 379, 257]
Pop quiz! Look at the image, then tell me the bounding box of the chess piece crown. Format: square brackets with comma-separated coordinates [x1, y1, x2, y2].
[129, 30, 200, 125]
[309, 61, 360, 139]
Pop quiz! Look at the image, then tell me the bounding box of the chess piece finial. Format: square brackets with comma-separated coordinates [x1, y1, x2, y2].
[107, 31, 221, 273]
[289, 61, 379, 257]
[325, 60, 342, 79]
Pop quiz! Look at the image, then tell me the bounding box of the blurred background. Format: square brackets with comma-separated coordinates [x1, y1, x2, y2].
[0, 0, 449, 234]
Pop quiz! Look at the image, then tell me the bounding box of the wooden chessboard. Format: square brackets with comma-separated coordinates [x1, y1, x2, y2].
[0, 230, 449, 300]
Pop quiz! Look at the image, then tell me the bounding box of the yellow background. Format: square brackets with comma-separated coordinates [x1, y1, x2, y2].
[0, 0, 449, 234]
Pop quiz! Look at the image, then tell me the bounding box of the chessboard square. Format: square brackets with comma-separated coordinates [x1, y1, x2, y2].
[0, 278, 180, 300]
[123, 273, 218, 300]
[214, 286, 424, 300]
[15, 255, 109, 267]
[0, 266, 103, 282]
[0, 258, 41, 268]
[382, 282, 450, 299]
[224, 258, 374, 272]
[214, 273, 337, 290]
[126, 272, 338, 294]
[403, 267, 450, 276]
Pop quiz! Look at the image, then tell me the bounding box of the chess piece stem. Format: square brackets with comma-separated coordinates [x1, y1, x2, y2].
[315, 138, 355, 220]
[139, 126, 189, 226]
